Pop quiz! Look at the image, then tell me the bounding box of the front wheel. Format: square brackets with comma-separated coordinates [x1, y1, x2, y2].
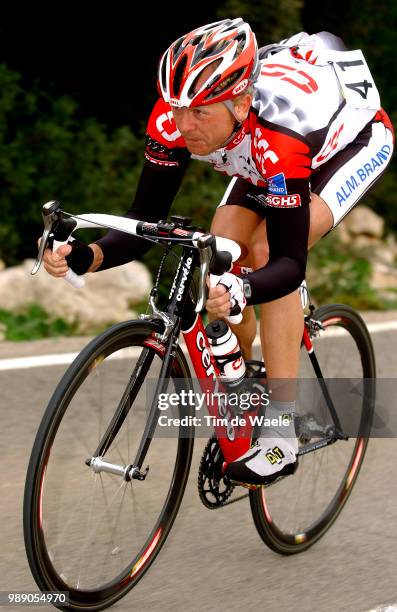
[24, 320, 194, 610]
[250, 304, 375, 554]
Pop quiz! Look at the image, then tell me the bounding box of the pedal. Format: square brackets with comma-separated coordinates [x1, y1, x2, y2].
[245, 359, 266, 379]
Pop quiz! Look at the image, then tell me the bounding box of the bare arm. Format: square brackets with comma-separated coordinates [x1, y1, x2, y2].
[87, 243, 104, 272]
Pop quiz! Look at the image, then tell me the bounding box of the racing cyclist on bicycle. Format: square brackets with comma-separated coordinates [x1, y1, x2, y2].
[43, 19, 394, 487]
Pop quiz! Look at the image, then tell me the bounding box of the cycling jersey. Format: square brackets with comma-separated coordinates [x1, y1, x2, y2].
[96, 32, 393, 305]
[145, 32, 383, 206]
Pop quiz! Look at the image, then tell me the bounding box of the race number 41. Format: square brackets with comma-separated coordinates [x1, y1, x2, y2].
[332, 49, 380, 110]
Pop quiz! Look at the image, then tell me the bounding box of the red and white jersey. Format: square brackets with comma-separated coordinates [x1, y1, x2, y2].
[145, 32, 382, 207]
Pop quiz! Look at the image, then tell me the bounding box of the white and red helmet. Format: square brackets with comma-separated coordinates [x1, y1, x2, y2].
[158, 18, 259, 108]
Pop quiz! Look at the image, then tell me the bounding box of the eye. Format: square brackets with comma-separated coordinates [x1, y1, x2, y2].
[193, 108, 206, 118]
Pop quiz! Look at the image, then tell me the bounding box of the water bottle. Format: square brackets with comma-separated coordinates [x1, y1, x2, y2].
[206, 319, 246, 387]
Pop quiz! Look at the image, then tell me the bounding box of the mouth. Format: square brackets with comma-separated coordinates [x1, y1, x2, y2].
[184, 137, 203, 144]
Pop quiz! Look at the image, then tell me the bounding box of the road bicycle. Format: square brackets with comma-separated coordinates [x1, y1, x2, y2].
[24, 201, 375, 611]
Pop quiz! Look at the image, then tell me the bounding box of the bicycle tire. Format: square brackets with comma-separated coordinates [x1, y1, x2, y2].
[24, 319, 194, 610]
[249, 304, 375, 554]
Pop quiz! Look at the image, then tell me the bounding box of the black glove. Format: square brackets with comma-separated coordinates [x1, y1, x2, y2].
[65, 239, 95, 276]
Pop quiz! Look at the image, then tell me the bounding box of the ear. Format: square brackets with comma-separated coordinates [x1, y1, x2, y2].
[233, 93, 252, 122]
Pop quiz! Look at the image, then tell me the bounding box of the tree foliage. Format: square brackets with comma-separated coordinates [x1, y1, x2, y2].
[0, 2, 396, 271]
[0, 64, 144, 264]
[217, 0, 303, 44]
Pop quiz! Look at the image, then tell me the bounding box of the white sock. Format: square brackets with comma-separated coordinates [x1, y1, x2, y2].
[258, 400, 298, 454]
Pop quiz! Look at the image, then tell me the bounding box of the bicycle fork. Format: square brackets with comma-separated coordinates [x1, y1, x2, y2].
[84, 323, 181, 481]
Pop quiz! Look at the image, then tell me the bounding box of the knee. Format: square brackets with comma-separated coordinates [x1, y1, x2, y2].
[249, 234, 269, 270]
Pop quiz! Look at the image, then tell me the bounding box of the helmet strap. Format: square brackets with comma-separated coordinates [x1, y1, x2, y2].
[223, 99, 237, 117]
[219, 100, 242, 148]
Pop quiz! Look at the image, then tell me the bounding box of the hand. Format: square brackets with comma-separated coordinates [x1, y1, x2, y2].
[206, 272, 246, 322]
[39, 238, 95, 278]
[41, 240, 72, 278]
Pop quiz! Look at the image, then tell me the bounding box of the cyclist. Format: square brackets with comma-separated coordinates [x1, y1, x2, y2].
[43, 19, 394, 486]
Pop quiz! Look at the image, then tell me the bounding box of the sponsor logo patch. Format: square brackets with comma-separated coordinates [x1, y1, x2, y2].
[266, 194, 302, 208]
[169, 98, 183, 107]
[231, 126, 247, 146]
[155, 111, 181, 142]
[266, 446, 285, 465]
[232, 79, 249, 96]
[267, 172, 287, 195]
[144, 153, 179, 167]
[336, 143, 391, 206]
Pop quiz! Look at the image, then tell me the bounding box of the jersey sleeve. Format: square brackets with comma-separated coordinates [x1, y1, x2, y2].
[145, 98, 190, 167]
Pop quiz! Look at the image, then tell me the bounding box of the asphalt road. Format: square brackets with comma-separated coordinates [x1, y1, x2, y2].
[1, 317, 396, 612]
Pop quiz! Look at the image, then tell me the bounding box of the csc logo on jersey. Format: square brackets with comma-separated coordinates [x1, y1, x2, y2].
[156, 112, 181, 142]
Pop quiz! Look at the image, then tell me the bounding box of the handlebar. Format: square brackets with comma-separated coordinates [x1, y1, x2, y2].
[32, 201, 242, 319]
[32, 201, 84, 289]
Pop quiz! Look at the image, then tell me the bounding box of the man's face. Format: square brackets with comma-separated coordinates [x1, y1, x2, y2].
[171, 103, 236, 155]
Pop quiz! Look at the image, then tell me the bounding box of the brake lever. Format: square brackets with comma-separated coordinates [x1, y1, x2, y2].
[31, 200, 62, 275]
[195, 234, 213, 313]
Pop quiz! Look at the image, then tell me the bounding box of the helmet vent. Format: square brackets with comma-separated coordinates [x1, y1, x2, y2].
[234, 34, 246, 58]
[173, 54, 188, 97]
[187, 59, 222, 98]
[190, 35, 203, 47]
[222, 24, 238, 34]
[209, 68, 245, 98]
[160, 55, 168, 91]
[172, 36, 185, 62]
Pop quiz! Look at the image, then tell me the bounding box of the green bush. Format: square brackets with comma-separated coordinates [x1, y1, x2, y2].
[307, 233, 397, 310]
[0, 304, 76, 341]
[0, 64, 144, 265]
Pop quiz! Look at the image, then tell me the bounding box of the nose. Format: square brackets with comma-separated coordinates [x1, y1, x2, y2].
[173, 109, 195, 134]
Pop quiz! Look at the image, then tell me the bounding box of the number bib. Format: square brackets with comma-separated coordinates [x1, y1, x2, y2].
[326, 49, 380, 110]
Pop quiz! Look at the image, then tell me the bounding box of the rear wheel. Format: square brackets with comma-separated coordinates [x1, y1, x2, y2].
[250, 305, 375, 554]
[24, 320, 194, 610]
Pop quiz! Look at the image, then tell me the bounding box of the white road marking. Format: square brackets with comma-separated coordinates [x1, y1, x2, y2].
[367, 604, 397, 612]
[0, 319, 396, 372]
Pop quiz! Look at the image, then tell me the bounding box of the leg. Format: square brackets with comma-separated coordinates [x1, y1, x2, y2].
[225, 194, 334, 486]
[247, 194, 333, 403]
[308, 192, 334, 248]
[210, 204, 262, 360]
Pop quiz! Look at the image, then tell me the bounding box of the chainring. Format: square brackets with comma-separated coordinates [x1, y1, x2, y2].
[198, 437, 235, 509]
[198, 361, 267, 508]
